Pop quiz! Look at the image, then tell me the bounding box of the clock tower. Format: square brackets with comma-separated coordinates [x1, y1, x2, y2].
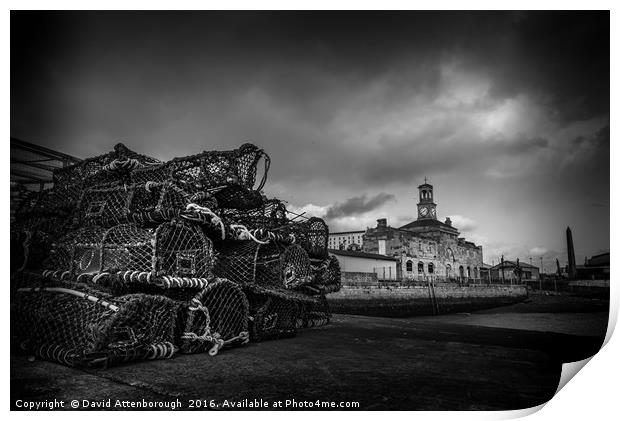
[417, 178, 437, 220]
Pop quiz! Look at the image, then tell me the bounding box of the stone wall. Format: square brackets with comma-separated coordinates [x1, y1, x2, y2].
[341, 271, 379, 284]
[328, 284, 527, 317]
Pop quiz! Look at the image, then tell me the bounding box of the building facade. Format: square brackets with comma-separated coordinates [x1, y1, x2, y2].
[329, 249, 399, 281]
[362, 182, 483, 282]
[328, 230, 365, 251]
[489, 260, 540, 283]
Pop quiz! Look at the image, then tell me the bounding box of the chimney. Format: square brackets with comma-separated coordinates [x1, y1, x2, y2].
[377, 218, 387, 229]
[445, 217, 452, 226]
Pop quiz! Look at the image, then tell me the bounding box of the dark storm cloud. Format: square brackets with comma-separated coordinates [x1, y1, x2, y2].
[10, 11, 609, 262]
[325, 193, 396, 220]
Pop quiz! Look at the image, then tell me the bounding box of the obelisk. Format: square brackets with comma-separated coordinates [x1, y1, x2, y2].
[566, 226, 577, 280]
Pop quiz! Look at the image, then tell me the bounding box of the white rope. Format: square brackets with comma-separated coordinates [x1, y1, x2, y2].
[230, 224, 270, 245]
[17, 287, 119, 312]
[184, 203, 226, 239]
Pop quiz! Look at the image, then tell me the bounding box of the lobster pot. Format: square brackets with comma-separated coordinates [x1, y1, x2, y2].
[282, 217, 329, 260]
[297, 294, 331, 329]
[43, 226, 106, 277]
[154, 220, 214, 278]
[15, 186, 76, 220]
[77, 187, 130, 227]
[53, 143, 161, 201]
[179, 279, 249, 354]
[169, 143, 270, 192]
[101, 224, 154, 274]
[243, 287, 330, 341]
[243, 287, 301, 341]
[309, 255, 342, 295]
[220, 198, 288, 231]
[127, 182, 192, 224]
[213, 242, 313, 290]
[12, 284, 180, 367]
[11, 215, 72, 273]
[45, 220, 214, 281]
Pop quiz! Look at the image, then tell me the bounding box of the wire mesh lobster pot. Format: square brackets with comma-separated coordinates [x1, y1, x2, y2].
[168, 143, 270, 210]
[52, 143, 161, 201]
[14, 186, 76, 220]
[243, 286, 330, 341]
[279, 217, 329, 260]
[11, 215, 73, 273]
[11, 283, 180, 367]
[309, 255, 342, 295]
[220, 198, 288, 231]
[44, 220, 214, 285]
[178, 279, 249, 354]
[213, 241, 314, 291]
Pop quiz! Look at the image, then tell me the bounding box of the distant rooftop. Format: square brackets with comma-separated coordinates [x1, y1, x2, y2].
[329, 248, 398, 261]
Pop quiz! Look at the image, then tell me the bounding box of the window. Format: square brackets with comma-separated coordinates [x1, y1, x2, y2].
[428, 263, 434, 274]
[418, 262, 424, 273]
[406, 260, 413, 272]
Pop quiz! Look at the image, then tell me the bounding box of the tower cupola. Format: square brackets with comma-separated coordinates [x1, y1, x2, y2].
[417, 178, 437, 220]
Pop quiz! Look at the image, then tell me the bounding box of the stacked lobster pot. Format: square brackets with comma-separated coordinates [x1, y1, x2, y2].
[11, 142, 341, 367]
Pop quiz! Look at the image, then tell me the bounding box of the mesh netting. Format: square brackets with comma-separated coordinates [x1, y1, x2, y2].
[243, 286, 331, 341]
[12, 282, 180, 367]
[44, 220, 214, 281]
[213, 242, 314, 291]
[53, 143, 162, 201]
[179, 279, 249, 354]
[11, 141, 341, 368]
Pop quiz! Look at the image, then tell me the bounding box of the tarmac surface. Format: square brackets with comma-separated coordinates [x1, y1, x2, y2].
[11, 294, 608, 411]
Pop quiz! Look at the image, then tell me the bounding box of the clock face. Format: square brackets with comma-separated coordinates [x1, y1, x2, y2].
[420, 207, 428, 217]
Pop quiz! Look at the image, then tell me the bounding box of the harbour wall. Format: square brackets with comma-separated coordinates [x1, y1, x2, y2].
[328, 284, 528, 317]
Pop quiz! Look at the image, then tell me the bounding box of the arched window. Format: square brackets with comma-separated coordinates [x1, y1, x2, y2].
[474, 267, 479, 279]
[446, 264, 452, 277]
[428, 263, 434, 274]
[406, 260, 413, 272]
[459, 265, 464, 278]
[418, 262, 424, 273]
[467, 266, 471, 279]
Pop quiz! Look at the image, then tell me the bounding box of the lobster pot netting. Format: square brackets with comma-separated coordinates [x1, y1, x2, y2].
[12, 284, 180, 367]
[169, 143, 269, 192]
[179, 279, 249, 354]
[280, 217, 329, 260]
[44, 220, 214, 282]
[53, 143, 161, 201]
[310, 255, 342, 295]
[243, 287, 330, 341]
[220, 198, 288, 231]
[213, 242, 313, 291]
[11, 215, 73, 273]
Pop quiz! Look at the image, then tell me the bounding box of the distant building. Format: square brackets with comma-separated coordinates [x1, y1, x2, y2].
[328, 230, 365, 251]
[489, 260, 540, 283]
[576, 252, 610, 280]
[329, 248, 398, 281]
[362, 181, 483, 281]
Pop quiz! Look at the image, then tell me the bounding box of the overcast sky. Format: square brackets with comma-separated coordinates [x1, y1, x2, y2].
[11, 11, 609, 270]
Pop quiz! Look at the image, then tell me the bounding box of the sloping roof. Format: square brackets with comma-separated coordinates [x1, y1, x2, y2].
[399, 218, 457, 231]
[330, 230, 366, 235]
[329, 249, 398, 261]
[489, 260, 538, 270]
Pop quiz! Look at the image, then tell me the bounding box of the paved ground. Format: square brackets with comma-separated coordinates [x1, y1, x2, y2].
[11, 294, 608, 411]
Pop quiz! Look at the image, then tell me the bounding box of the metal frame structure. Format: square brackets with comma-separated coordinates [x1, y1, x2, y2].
[11, 137, 82, 191]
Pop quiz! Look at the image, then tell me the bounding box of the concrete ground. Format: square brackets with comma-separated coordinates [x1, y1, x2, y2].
[11, 294, 608, 411]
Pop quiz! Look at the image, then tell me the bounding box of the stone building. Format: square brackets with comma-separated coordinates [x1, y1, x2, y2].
[328, 230, 365, 251]
[362, 182, 483, 282]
